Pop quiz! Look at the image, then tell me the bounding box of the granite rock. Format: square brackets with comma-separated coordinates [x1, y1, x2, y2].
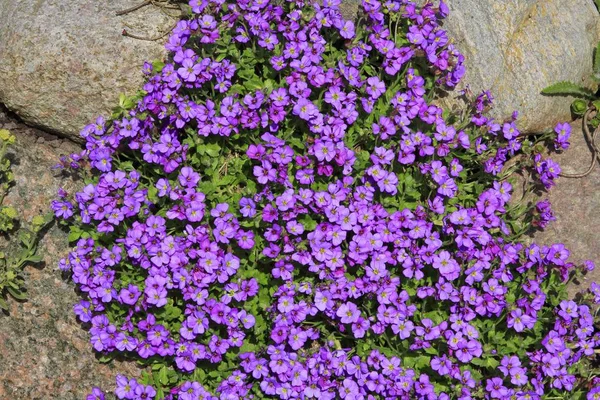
[441, 0, 600, 132]
[0, 0, 176, 142]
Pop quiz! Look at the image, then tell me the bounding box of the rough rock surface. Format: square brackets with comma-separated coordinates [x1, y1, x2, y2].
[441, 0, 600, 133]
[0, 109, 143, 399]
[0, 0, 176, 142]
[532, 120, 600, 298]
[340, 0, 360, 20]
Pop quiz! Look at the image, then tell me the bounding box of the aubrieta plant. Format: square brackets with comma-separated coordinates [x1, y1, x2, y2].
[52, 0, 600, 399]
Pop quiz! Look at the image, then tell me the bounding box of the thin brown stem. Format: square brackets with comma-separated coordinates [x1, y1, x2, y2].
[559, 108, 600, 178]
[116, 0, 151, 16]
[122, 22, 178, 41]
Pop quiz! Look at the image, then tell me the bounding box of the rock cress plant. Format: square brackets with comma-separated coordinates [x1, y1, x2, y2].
[52, 0, 600, 399]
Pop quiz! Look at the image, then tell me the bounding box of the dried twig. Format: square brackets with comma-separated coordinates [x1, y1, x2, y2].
[122, 22, 178, 41]
[116, 0, 151, 16]
[559, 108, 600, 178]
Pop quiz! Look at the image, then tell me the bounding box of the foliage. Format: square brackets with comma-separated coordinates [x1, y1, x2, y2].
[541, 81, 596, 100]
[0, 214, 53, 311]
[0, 129, 17, 232]
[0, 129, 53, 311]
[54, 1, 600, 399]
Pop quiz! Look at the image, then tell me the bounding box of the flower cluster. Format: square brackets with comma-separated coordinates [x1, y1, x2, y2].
[53, 0, 600, 399]
[59, 168, 263, 372]
[532, 199, 555, 229]
[554, 122, 571, 151]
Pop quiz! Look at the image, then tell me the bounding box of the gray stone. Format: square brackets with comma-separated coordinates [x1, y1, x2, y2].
[0, 0, 177, 142]
[340, 0, 360, 20]
[441, 0, 600, 132]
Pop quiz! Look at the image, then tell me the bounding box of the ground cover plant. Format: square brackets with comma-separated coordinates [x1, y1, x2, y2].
[52, 0, 600, 398]
[0, 129, 52, 311]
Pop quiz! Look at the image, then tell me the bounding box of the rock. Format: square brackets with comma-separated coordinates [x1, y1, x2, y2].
[441, 0, 600, 132]
[0, 117, 143, 399]
[340, 0, 360, 20]
[2, 121, 17, 131]
[0, 0, 176, 142]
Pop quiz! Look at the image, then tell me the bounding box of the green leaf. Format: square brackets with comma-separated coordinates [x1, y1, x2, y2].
[152, 60, 166, 73]
[6, 286, 26, 300]
[299, 214, 317, 231]
[470, 357, 486, 367]
[244, 78, 264, 91]
[97, 354, 115, 364]
[25, 254, 43, 264]
[192, 368, 206, 382]
[486, 357, 500, 368]
[288, 136, 305, 150]
[239, 342, 257, 354]
[423, 310, 445, 325]
[572, 99, 588, 116]
[153, 371, 161, 388]
[204, 143, 221, 157]
[237, 68, 256, 81]
[68, 226, 82, 243]
[415, 355, 431, 369]
[216, 175, 236, 187]
[158, 366, 169, 386]
[541, 81, 596, 99]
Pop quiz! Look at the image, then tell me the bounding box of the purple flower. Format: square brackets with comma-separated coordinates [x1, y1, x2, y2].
[239, 197, 256, 218]
[115, 375, 138, 399]
[52, 200, 74, 219]
[547, 243, 569, 266]
[118, 285, 141, 305]
[508, 309, 535, 332]
[292, 98, 318, 121]
[288, 328, 308, 350]
[486, 377, 509, 398]
[134, 384, 156, 399]
[502, 121, 519, 140]
[86, 387, 105, 400]
[432, 251, 460, 280]
[366, 77, 385, 99]
[554, 122, 571, 150]
[179, 381, 203, 400]
[339, 20, 356, 39]
[314, 140, 335, 162]
[337, 302, 360, 324]
[74, 300, 93, 323]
